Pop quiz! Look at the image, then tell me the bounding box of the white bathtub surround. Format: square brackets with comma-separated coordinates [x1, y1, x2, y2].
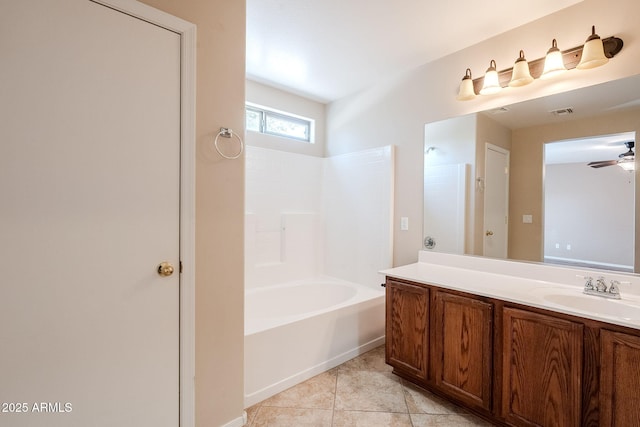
[244, 145, 394, 407]
[245, 147, 324, 288]
[245, 145, 394, 289]
[381, 251, 640, 329]
[244, 278, 385, 407]
[323, 146, 395, 286]
[423, 163, 469, 255]
[245, 212, 322, 286]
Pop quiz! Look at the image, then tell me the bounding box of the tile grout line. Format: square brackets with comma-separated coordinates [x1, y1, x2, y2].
[330, 366, 339, 426]
[400, 378, 416, 427]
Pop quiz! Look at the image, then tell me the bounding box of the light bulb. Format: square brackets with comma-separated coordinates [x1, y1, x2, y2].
[480, 60, 501, 95]
[541, 39, 567, 80]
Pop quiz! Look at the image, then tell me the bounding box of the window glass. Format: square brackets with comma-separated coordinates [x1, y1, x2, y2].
[245, 103, 314, 143]
[245, 108, 262, 132]
[265, 113, 309, 141]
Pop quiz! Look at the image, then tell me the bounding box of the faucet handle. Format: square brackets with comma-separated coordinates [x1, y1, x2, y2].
[578, 275, 594, 291]
[608, 280, 630, 297]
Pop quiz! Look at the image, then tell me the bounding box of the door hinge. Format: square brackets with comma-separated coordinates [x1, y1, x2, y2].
[179, 261, 183, 274]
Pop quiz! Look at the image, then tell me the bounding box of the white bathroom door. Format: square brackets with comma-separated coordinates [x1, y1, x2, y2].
[0, 1, 181, 426]
[483, 144, 510, 258]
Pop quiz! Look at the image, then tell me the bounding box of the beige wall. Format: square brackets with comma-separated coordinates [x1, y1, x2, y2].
[327, 0, 640, 267]
[139, 1, 245, 426]
[509, 107, 640, 265]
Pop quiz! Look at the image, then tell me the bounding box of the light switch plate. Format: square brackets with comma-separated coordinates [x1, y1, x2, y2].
[400, 217, 409, 231]
[522, 214, 533, 224]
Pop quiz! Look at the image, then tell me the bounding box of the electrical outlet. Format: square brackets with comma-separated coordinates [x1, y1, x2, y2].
[522, 214, 533, 224]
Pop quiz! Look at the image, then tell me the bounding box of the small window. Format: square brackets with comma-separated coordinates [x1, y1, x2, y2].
[245, 107, 263, 133]
[245, 103, 314, 143]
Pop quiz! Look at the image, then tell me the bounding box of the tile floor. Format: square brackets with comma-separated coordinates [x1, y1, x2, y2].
[245, 345, 494, 426]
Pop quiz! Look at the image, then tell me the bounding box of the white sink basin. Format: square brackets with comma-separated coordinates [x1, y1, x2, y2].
[542, 292, 640, 321]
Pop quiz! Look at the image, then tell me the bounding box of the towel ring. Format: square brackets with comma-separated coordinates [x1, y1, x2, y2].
[214, 127, 244, 160]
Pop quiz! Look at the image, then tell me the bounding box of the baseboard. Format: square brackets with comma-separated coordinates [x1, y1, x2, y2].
[244, 336, 385, 407]
[220, 411, 247, 427]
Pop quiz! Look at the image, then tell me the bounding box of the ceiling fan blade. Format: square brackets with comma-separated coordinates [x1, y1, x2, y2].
[588, 160, 619, 168]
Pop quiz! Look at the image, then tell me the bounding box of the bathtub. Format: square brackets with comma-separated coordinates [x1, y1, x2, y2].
[244, 277, 386, 407]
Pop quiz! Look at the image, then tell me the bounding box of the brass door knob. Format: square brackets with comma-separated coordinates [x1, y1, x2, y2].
[157, 262, 174, 277]
[485, 230, 494, 236]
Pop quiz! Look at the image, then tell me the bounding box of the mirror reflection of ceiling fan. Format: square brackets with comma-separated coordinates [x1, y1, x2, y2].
[588, 141, 635, 169]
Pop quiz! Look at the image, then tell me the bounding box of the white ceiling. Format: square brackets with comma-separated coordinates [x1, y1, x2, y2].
[246, 0, 582, 103]
[545, 133, 635, 165]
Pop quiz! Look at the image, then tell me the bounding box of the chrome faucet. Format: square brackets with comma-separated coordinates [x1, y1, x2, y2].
[582, 275, 622, 299]
[595, 276, 607, 292]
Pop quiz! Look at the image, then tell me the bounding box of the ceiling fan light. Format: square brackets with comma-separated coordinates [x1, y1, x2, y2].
[456, 68, 476, 101]
[541, 39, 567, 80]
[577, 26, 609, 70]
[480, 60, 501, 95]
[509, 50, 534, 87]
[618, 159, 635, 171]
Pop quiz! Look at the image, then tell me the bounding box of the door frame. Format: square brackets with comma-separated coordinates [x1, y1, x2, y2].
[91, 1, 196, 425]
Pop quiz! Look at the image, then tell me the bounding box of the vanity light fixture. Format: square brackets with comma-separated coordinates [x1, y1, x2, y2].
[456, 26, 624, 100]
[509, 50, 534, 87]
[479, 60, 501, 95]
[456, 68, 476, 101]
[540, 39, 567, 79]
[577, 26, 609, 69]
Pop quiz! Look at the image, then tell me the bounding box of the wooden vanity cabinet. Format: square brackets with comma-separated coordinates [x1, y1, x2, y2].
[501, 307, 583, 427]
[599, 330, 640, 426]
[432, 290, 494, 412]
[385, 277, 640, 427]
[385, 279, 429, 381]
[385, 279, 495, 416]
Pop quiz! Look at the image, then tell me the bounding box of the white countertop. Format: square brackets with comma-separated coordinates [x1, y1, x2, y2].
[380, 252, 640, 330]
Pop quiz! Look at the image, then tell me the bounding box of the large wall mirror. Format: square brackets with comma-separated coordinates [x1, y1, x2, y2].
[424, 74, 640, 273]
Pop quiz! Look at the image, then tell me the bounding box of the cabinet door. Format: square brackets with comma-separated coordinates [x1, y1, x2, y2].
[600, 330, 640, 426]
[385, 280, 429, 380]
[502, 307, 583, 427]
[433, 291, 493, 411]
